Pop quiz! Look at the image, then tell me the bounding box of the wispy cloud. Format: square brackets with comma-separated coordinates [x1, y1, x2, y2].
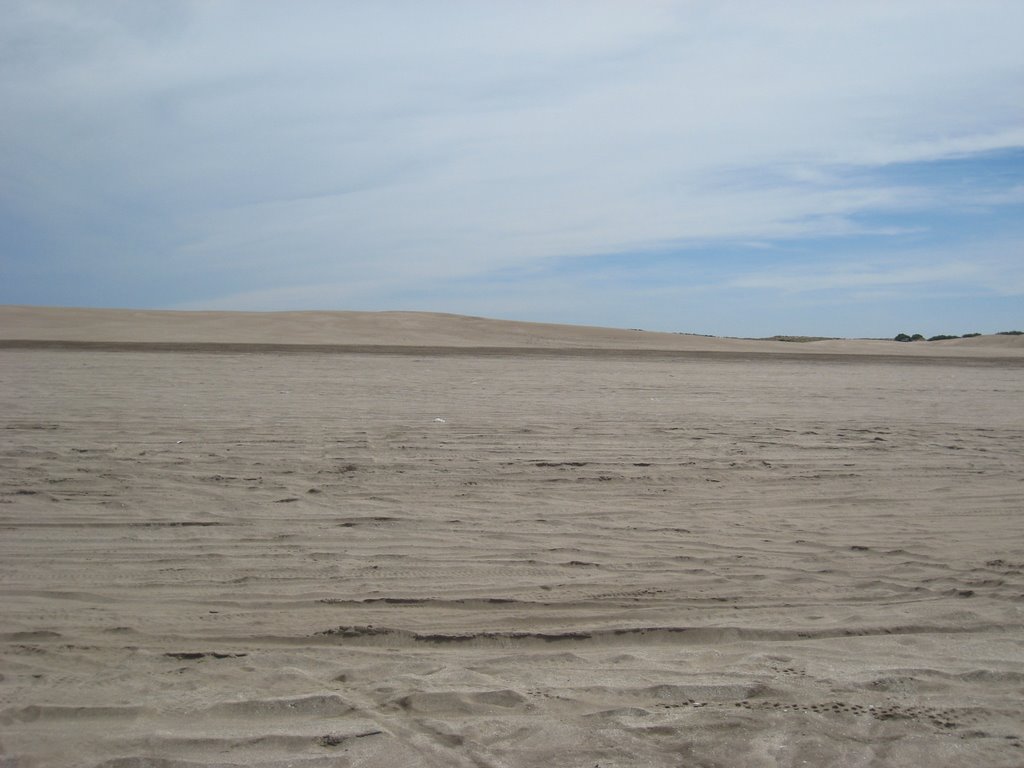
[731, 262, 979, 294]
[728, 237, 1024, 298]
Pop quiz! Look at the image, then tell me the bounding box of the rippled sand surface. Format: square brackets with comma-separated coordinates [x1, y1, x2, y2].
[1, 311, 1023, 767]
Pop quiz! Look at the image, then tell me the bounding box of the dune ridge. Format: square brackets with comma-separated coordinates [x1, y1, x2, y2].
[2, 305, 1022, 358]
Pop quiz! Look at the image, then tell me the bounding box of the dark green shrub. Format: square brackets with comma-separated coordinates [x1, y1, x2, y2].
[927, 334, 959, 341]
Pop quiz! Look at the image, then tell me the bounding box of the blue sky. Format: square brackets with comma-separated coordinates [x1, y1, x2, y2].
[2, 1, 1022, 337]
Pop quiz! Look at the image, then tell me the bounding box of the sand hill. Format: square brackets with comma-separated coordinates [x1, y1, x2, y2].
[1, 305, 1022, 358]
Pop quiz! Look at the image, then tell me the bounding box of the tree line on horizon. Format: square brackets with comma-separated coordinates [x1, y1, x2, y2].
[893, 330, 1022, 342]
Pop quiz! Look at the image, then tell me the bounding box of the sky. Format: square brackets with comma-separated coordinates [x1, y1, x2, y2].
[2, 1, 1022, 338]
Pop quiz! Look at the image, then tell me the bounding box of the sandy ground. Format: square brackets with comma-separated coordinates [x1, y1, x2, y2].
[1, 309, 1024, 767]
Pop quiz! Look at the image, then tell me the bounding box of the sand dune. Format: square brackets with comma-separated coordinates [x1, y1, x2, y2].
[1, 308, 1023, 766]
[2, 305, 1022, 358]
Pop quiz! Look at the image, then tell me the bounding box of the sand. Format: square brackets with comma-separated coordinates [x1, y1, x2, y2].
[1, 308, 1023, 767]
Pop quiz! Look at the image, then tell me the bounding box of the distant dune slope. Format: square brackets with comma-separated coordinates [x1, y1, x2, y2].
[1, 305, 1021, 358]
